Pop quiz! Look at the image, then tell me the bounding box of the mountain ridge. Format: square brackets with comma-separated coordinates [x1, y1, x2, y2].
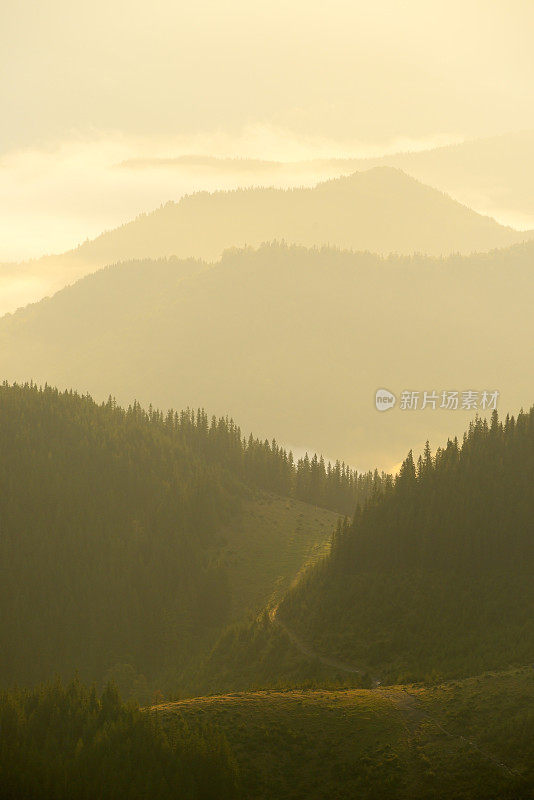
[37, 166, 534, 262]
[1, 166, 531, 317]
[1, 241, 532, 470]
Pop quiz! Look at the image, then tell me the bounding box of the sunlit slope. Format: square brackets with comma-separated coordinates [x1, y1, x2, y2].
[220, 495, 337, 623]
[1, 242, 533, 469]
[154, 668, 534, 800]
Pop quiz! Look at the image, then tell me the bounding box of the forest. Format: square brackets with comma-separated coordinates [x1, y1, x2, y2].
[3, 4, 534, 796]
[0, 679, 239, 799]
[275, 408, 534, 682]
[0, 382, 375, 691]
[2, 388, 533, 796]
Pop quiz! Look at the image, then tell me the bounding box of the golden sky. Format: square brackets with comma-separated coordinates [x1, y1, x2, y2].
[2, 0, 533, 152]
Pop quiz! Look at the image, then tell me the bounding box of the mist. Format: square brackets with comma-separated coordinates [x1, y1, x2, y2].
[0, 128, 463, 263]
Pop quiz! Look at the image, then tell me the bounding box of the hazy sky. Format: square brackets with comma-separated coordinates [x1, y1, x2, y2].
[2, 0, 533, 151]
[1, 0, 533, 261]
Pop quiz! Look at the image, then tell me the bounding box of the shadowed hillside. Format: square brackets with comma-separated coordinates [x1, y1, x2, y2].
[0, 680, 240, 800]
[1, 241, 532, 469]
[197, 408, 534, 702]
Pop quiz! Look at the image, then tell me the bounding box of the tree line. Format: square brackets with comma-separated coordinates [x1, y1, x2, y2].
[163, 405, 384, 515]
[278, 408, 534, 682]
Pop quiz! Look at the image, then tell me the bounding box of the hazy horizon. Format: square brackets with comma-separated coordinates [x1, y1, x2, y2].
[3, 0, 534, 151]
[3, 0, 534, 262]
[0, 130, 467, 263]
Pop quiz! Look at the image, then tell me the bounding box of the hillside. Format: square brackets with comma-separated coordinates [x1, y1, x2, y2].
[220, 495, 337, 624]
[67, 166, 530, 260]
[2, 166, 531, 316]
[154, 668, 534, 799]
[196, 408, 534, 697]
[1, 242, 533, 470]
[274, 408, 534, 684]
[0, 383, 351, 693]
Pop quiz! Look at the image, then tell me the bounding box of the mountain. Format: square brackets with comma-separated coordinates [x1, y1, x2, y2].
[120, 133, 534, 230]
[0, 383, 363, 691]
[65, 166, 531, 260]
[342, 131, 534, 229]
[274, 407, 534, 684]
[1, 241, 533, 470]
[121, 133, 534, 229]
[2, 166, 531, 316]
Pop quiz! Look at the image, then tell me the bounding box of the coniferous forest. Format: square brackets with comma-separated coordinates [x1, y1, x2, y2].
[2, 382, 534, 797]
[0, 679, 239, 800]
[3, 5, 534, 795]
[0, 382, 374, 691]
[277, 409, 534, 682]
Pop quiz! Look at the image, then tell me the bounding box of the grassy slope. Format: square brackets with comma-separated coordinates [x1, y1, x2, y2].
[174, 493, 339, 690]
[155, 668, 534, 799]
[220, 494, 338, 623]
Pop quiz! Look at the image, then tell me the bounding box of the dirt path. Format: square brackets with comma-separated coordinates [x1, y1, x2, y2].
[269, 605, 365, 676]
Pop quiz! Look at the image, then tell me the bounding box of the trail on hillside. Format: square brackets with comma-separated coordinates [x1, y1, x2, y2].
[268, 605, 522, 781]
[268, 605, 364, 676]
